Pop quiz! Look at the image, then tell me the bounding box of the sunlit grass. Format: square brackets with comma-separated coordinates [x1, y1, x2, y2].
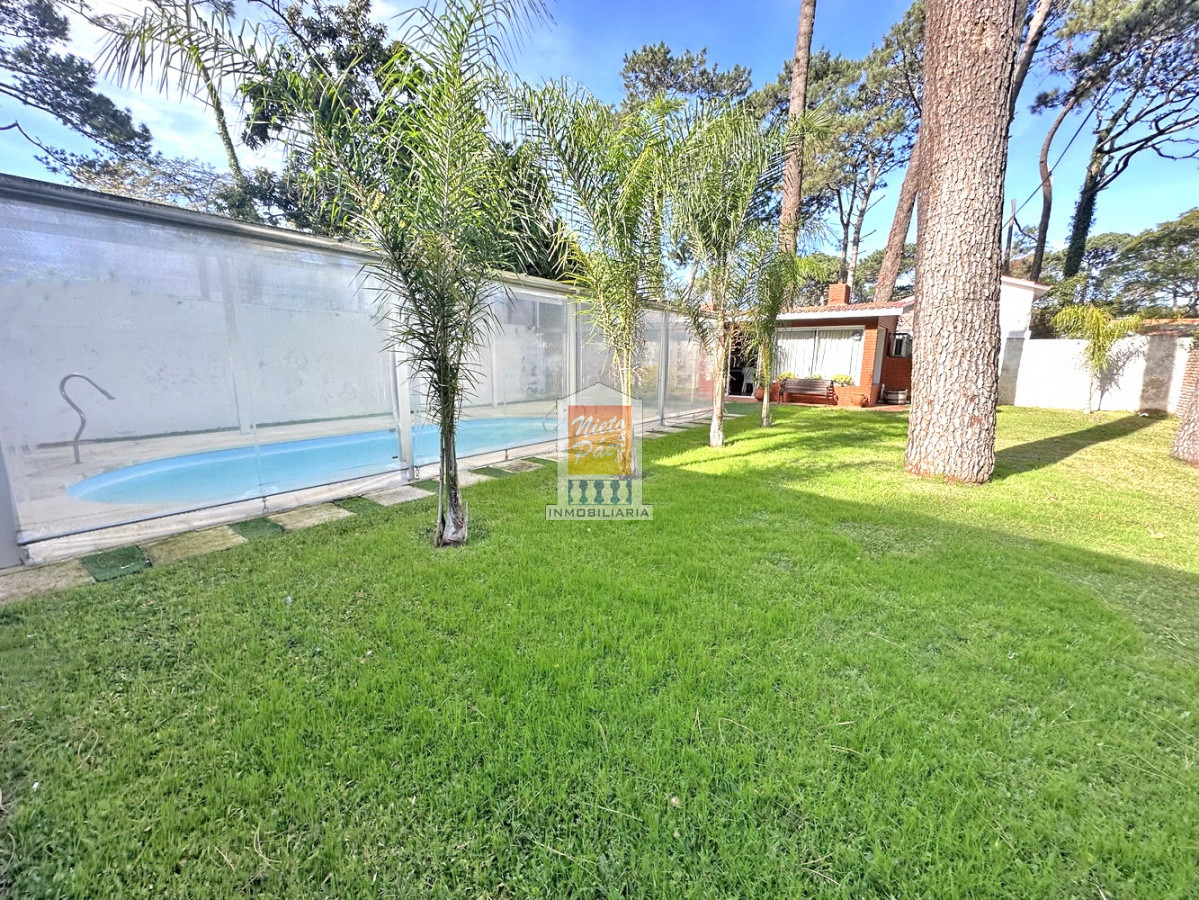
[1, 407, 1196, 897]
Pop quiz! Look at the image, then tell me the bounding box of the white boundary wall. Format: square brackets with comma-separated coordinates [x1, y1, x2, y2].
[1006, 335, 1191, 413]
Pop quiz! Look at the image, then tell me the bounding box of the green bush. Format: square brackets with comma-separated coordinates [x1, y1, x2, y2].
[831, 374, 855, 385]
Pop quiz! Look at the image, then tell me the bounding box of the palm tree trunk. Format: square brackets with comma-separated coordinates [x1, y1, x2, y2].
[759, 339, 774, 427]
[903, 0, 1023, 484]
[1171, 346, 1199, 465]
[709, 317, 730, 447]
[436, 409, 468, 545]
[778, 0, 818, 255]
[874, 134, 919, 306]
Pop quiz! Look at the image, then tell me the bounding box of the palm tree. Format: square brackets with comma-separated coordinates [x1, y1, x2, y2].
[669, 105, 792, 446]
[517, 82, 676, 400]
[670, 104, 831, 445]
[275, 0, 543, 545]
[749, 248, 832, 427]
[1052, 305, 1144, 414]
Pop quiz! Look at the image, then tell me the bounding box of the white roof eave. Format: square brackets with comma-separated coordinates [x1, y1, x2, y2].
[777, 305, 911, 322]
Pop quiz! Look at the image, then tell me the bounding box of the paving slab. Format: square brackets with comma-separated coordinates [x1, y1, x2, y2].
[459, 470, 495, 487]
[364, 485, 434, 506]
[0, 560, 93, 604]
[491, 459, 542, 473]
[268, 502, 355, 531]
[333, 496, 383, 514]
[143, 526, 246, 566]
[230, 517, 285, 540]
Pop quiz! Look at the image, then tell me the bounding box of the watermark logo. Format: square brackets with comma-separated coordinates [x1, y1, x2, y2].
[546, 383, 652, 520]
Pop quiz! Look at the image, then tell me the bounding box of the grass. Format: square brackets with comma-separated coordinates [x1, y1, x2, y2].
[1, 406, 1197, 898]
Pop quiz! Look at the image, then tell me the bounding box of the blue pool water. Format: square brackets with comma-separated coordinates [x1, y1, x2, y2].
[69, 417, 553, 505]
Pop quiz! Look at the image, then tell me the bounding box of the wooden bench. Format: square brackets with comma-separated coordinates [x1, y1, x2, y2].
[780, 377, 836, 406]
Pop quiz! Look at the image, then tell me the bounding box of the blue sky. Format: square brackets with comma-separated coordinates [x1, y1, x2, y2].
[2, 0, 1196, 258]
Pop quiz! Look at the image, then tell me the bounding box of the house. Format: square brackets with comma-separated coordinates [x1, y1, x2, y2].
[769, 277, 1052, 407]
[773, 284, 915, 406]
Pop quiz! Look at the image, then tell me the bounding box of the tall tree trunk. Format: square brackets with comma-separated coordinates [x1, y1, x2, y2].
[874, 134, 919, 306]
[1009, 0, 1053, 120]
[904, 0, 1023, 484]
[1003, 198, 1015, 274]
[709, 316, 730, 447]
[436, 412, 468, 545]
[848, 196, 870, 290]
[1172, 345, 1199, 465]
[1061, 154, 1104, 279]
[877, 0, 1046, 301]
[1029, 99, 1076, 282]
[759, 338, 775, 427]
[838, 218, 851, 283]
[778, 0, 817, 255]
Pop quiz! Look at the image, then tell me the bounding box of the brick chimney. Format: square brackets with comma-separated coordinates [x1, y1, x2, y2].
[828, 283, 850, 306]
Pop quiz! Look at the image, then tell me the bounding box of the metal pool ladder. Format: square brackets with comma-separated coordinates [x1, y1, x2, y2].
[60, 374, 115, 464]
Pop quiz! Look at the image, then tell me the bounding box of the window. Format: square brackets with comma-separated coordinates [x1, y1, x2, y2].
[774, 328, 864, 384]
[890, 333, 913, 358]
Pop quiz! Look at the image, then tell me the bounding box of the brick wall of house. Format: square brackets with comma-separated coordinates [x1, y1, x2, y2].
[880, 356, 912, 392]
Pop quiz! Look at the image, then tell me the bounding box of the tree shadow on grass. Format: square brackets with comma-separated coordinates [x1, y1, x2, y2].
[3, 441, 1199, 897]
[994, 414, 1158, 478]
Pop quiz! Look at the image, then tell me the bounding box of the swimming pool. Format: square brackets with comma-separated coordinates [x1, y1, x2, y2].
[69, 417, 553, 505]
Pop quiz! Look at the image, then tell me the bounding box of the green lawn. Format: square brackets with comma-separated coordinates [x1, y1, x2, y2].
[1, 407, 1197, 898]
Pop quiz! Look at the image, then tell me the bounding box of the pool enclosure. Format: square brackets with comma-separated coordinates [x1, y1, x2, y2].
[0, 176, 709, 564]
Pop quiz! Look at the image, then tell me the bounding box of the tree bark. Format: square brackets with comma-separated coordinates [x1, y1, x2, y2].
[778, 0, 817, 255]
[709, 316, 731, 447]
[1061, 154, 1104, 279]
[759, 338, 775, 427]
[1009, 0, 1053, 121]
[1172, 346, 1199, 465]
[874, 134, 919, 306]
[1029, 98, 1076, 282]
[904, 0, 1024, 484]
[436, 414, 468, 545]
[847, 191, 871, 290]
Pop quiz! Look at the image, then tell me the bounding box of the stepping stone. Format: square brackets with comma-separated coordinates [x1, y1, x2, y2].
[364, 485, 434, 506]
[268, 503, 355, 531]
[333, 496, 383, 514]
[0, 559, 93, 604]
[491, 459, 542, 473]
[230, 517, 285, 540]
[409, 471, 493, 493]
[459, 470, 494, 487]
[81, 546, 151, 582]
[143, 526, 246, 566]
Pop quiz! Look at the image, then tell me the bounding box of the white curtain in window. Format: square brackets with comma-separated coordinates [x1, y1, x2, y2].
[813, 329, 863, 383]
[775, 330, 817, 376]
